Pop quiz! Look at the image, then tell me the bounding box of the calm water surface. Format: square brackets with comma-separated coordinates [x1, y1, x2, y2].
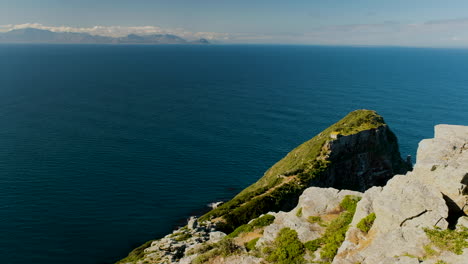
[0, 44, 467, 264]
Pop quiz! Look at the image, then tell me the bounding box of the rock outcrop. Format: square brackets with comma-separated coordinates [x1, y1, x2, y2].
[312, 124, 410, 191]
[334, 124, 468, 264]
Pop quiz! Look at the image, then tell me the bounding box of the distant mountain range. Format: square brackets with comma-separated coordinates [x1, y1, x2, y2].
[0, 28, 210, 44]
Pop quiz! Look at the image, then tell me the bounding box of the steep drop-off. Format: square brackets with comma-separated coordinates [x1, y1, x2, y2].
[200, 109, 409, 231]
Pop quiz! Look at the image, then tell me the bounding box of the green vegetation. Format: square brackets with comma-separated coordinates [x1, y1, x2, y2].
[200, 110, 386, 232]
[319, 196, 360, 261]
[423, 244, 437, 257]
[301, 195, 360, 262]
[357, 213, 376, 233]
[308, 216, 327, 227]
[225, 214, 275, 238]
[308, 216, 322, 223]
[115, 240, 154, 264]
[250, 214, 276, 227]
[173, 232, 192, 241]
[304, 238, 322, 252]
[192, 238, 240, 264]
[435, 260, 448, 264]
[266, 228, 305, 264]
[245, 237, 260, 251]
[424, 226, 468, 255]
[296, 207, 303, 217]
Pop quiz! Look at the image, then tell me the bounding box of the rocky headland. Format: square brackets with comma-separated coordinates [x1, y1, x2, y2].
[117, 110, 467, 264]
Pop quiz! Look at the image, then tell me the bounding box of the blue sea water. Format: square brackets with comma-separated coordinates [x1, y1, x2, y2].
[0, 44, 467, 264]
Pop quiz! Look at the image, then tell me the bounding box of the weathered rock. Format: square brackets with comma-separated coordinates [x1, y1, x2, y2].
[209, 231, 226, 243]
[258, 187, 362, 245]
[187, 216, 198, 230]
[311, 125, 410, 192]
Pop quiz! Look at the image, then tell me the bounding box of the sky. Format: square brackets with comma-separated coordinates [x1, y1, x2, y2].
[2, 0, 468, 46]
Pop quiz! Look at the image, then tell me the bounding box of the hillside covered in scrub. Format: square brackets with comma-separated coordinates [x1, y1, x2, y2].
[200, 110, 410, 232]
[117, 111, 468, 264]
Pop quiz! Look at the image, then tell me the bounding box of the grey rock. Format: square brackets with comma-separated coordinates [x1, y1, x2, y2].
[187, 216, 198, 230]
[209, 231, 226, 243]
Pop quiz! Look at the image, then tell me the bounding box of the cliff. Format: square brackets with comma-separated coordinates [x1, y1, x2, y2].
[117, 109, 412, 264]
[200, 110, 409, 232]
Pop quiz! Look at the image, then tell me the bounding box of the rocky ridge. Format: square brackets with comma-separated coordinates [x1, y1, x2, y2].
[118, 116, 467, 264]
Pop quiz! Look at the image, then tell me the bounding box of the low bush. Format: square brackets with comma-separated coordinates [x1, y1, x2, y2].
[250, 214, 276, 228]
[266, 228, 305, 264]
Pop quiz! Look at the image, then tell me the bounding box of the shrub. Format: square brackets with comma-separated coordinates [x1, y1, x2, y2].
[424, 227, 468, 255]
[250, 214, 275, 228]
[357, 213, 376, 233]
[245, 237, 260, 251]
[339, 195, 361, 212]
[266, 228, 305, 264]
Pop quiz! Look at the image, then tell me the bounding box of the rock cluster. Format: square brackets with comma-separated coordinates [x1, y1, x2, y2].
[129, 217, 225, 264]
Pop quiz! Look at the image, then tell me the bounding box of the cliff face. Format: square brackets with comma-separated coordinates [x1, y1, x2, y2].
[313, 124, 409, 191]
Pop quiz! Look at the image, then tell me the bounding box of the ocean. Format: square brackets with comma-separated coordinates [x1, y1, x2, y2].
[0, 44, 467, 264]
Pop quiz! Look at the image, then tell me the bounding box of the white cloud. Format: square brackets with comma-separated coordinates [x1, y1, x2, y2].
[3, 20, 468, 46]
[0, 23, 228, 40]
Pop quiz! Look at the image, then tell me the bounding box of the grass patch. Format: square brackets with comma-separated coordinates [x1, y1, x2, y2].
[424, 226, 468, 255]
[304, 238, 322, 252]
[357, 213, 376, 233]
[225, 214, 275, 238]
[266, 228, 305, 264]
[245, 237, 260, 251]
[296, 207, 303, 217]
[173, 232, 192, 242]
